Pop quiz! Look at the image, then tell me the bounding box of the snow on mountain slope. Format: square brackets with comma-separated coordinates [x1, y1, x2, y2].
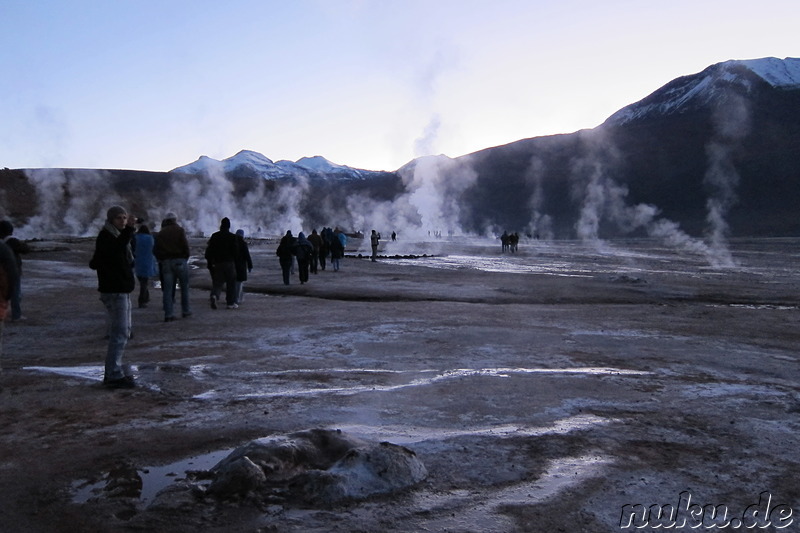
[172, 150, 371, 180]
[740, 57, 800, 87]
[606, 57, 799, 126]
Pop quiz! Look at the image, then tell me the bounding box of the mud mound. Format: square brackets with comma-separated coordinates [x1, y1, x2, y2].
[205, 428, 427, 505]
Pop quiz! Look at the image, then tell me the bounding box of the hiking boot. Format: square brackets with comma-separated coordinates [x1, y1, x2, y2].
[164, 316, 176, 322]
[103, 376, 136, 389]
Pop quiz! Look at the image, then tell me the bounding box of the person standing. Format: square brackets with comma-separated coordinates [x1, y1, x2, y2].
[132, 225, 157, 309]
[89, 205, 137, 389]
[370, 229, 380, 262]
[154, 212, 192, 321]
[276, 230, 296, 285]
[0, 240, 19, 371]
[204, 217, 239, 309]
[0, 220, 30, 321]
[330, 228, 345, 271]
[234, 229, 253, 304]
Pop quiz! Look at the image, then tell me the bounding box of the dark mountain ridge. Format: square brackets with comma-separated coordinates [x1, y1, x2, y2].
[2, 57, 798, 239]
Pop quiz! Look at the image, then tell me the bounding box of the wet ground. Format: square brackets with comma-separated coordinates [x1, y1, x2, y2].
[1, 236, 798, 531]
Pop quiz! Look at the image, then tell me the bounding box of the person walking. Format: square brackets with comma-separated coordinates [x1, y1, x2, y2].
[0, 240, 19, 371]
[89, 205, 137, 389]
[0, 220, 30, 321]
[132, 225, 157, 309]
[307, 228, 322, 274]
[204, 217, 239, 309]
[370, 229, 380, 262]
[295, 232, 313, 284]
[330, 228, 345, 271]
[318, 227, 331, 271]
[154, 212, 192, 321]
[276, 230, 296, 285]
[234, 229, 253, 304]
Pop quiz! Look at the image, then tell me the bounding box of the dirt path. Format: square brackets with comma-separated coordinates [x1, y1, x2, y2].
[1, 238, 798, 531]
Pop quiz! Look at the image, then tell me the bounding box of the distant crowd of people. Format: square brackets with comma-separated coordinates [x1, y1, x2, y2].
[82, 205, 390, 389]
[0, 205, 395, 389]
[500, 231, 520, 253]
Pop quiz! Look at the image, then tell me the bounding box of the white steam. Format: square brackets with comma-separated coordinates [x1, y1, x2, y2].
[703, 94, 750, 267]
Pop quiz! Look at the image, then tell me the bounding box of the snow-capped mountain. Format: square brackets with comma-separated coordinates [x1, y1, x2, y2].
[606, 57, 800, 126]
[6, 57, 798, 239]
[172, 150, 372, 181]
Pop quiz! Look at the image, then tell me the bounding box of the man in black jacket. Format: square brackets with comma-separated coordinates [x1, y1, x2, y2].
[90, 205, 137, 389]
[204, 217, 239, 309]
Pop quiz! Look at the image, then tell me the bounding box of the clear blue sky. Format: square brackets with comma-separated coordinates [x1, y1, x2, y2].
[1, 0, 797, 172]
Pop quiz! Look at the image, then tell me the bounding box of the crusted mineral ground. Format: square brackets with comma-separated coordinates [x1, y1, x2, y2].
[1, 236, 798, 532]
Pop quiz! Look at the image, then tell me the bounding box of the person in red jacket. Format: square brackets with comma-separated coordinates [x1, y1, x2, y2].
[89, 205, 137, 389]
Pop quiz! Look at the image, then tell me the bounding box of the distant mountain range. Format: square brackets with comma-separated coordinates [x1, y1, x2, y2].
[2, 56, 798, 242]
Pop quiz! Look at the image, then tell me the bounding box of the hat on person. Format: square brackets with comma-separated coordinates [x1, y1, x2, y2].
[236, 229, 244, 237]
[165, 212, 177, 221]
[220, 217, 231, 230]
[0, 220, 13, 237]
[106, 205, 127, 222]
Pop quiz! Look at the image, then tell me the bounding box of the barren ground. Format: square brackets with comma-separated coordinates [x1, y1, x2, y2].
[1, 237, 798, 532]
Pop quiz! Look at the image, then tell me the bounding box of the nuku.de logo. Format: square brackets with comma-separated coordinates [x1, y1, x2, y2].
[619, 491, 793, 529]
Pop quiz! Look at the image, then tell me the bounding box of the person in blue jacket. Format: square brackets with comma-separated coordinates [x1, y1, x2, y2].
[132, 225, 158, 309]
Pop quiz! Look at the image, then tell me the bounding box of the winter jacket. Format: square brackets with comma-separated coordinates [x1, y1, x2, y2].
[90, 226, 136, 294]
[205, 229, 238, 266]
[0, 241, 19, 320]
[234, 234, 253, 282]
[133, 233, 158, 278]
[154, 220, 190, 260]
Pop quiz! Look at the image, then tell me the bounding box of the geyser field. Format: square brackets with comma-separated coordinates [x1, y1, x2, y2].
[0, 235, 798, 531]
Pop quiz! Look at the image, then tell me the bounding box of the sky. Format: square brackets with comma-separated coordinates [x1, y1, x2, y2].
[1, 0, 797, 173]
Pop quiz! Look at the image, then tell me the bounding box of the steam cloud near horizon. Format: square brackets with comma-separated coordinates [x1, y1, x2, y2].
[9, 116, 747, 268]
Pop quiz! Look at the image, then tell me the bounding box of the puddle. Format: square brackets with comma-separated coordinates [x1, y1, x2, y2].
[72, 448, 231, 504]
[409, 452, 613, 530]
[335, 413, 616, 445]
[24, 364, 212, 383]
[72, 414, 614, 506]
[24, 365, 106, 382]
[707, 303, 798, 310]
[197, 366, 649, 400]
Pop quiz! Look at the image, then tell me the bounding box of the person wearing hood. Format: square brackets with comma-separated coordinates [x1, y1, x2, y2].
[204, 217, 239, 309]
[132, 225, 158, 309]
[89, 205, 137, 389]
[154, 212, 192, 321]
[276, 230, 296, 285]
[295, 232, 314, 284]
[330, 228, 345, 272]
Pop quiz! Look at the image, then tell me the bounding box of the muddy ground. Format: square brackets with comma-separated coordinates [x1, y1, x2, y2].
[1, 237, 798, 532]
